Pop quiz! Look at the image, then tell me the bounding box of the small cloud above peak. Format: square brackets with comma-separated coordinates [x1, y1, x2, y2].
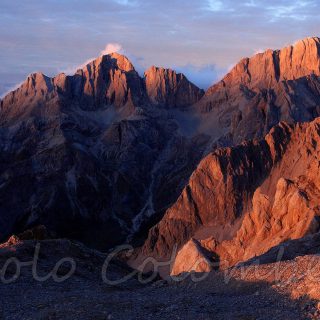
[62, 43, 124, 75]
[254, 48, 265, 55]
[100, 43, 123, 56]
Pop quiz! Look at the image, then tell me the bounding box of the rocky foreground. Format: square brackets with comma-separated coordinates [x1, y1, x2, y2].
[1, 236, 320, 320]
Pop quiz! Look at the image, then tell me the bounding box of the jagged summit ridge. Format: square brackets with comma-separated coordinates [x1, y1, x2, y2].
[0, 52, 204, 116]
[203, 36, 320, 97]
[218, 36, 320, 90]
[196, 36, 320, 145]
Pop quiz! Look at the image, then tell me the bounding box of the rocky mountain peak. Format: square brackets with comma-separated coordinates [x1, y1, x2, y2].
[0, 71, 60, 123]
[144, 65, 204, 108]
[145, 65, 178, 76]
[207, 36, 320, 94]
[67, 53, 143, 111]
[195, 37, 320, 145]
[78, 52, 136, 75]
[282, 36, 320, 79]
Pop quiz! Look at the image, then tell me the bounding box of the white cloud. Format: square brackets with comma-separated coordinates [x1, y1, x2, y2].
[100, 43, 123, 55]
[254, 48, 265, 54]
[62, 43, 124, 75]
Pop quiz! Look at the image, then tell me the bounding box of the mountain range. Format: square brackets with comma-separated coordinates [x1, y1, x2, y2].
[2, 37, 320, 277]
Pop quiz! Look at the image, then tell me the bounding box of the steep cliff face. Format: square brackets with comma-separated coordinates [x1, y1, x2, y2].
[196, 37, 320, 144]
[144, 66, 204, 108]
[140, 122, 293, 261]
[139, 118, 320, 275]
[0, 72, 65, 124]
[73, 53, 145, 112]
[212, 119, 320, 269]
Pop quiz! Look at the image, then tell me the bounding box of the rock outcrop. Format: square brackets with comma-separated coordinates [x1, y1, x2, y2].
[170, 238, 215, 276]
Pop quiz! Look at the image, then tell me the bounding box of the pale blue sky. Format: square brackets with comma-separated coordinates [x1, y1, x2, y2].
[0, 0, 319, 96]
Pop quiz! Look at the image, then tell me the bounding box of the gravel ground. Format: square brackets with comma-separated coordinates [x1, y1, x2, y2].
[0, 240, 317, 320]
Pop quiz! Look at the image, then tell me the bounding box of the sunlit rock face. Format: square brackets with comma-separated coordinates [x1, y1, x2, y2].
[195, 37, 320, 145]
[170, 238, 214, 276]
[72, 53, 145, 112]
[141, 118, 320, 274]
